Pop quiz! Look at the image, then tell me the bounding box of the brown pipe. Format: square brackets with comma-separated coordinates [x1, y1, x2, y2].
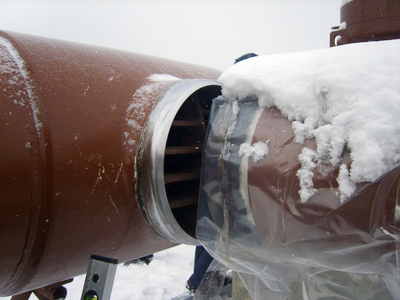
[0, 30, 221, 296]
[330, 0, 400, 46]
[196, 98, 400, 296]
[248, 107, 400, 247]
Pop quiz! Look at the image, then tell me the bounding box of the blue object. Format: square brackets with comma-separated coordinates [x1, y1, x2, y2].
[234, 53, 258, 64]
[187, 246, 214, 290]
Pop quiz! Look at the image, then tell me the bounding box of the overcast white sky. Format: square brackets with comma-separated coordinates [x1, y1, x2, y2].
[0, 0, 340, 71]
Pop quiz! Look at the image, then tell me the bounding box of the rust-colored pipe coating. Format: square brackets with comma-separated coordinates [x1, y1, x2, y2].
[196, 97, 399, 298]
[0, 30, 221, 296]
[248, 107, 400, 249]
[330, 0, 400, 46]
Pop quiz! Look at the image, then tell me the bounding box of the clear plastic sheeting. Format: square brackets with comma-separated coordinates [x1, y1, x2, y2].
[196, 96, 400, 299]
[194, 260, 230, 300]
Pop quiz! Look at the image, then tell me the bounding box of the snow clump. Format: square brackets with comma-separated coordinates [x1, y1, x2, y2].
[219, 40, 400, 202]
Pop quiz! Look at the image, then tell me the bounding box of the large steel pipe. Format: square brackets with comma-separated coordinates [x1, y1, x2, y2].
[0, 31, 221, 296]
[248, 107, 400, 259]
[196, 97, 400, 297]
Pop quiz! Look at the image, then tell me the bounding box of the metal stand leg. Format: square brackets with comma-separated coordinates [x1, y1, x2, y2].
[81, 255, 118, 300]
[10, 292, 32, 300]
[11, 279, 72, 300]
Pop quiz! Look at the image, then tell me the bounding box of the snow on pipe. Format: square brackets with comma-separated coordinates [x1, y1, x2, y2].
[0, 30, 221, 296]
[1, 1, 399, 297]
[196, 0, 400, 297]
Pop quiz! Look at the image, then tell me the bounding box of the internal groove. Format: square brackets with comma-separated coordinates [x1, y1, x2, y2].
[164, 94, 207, 206]
[163, 86, 218, 238]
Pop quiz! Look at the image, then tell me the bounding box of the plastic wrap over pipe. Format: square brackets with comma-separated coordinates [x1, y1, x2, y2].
[0, 30, 221, 296]
[197, 96, 400, 299]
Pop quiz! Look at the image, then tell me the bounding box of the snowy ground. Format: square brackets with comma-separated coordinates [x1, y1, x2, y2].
[0, 245, 196, 300]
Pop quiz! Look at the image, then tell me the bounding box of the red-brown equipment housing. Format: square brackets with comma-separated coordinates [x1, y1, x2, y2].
[330, 0, 400, 46]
